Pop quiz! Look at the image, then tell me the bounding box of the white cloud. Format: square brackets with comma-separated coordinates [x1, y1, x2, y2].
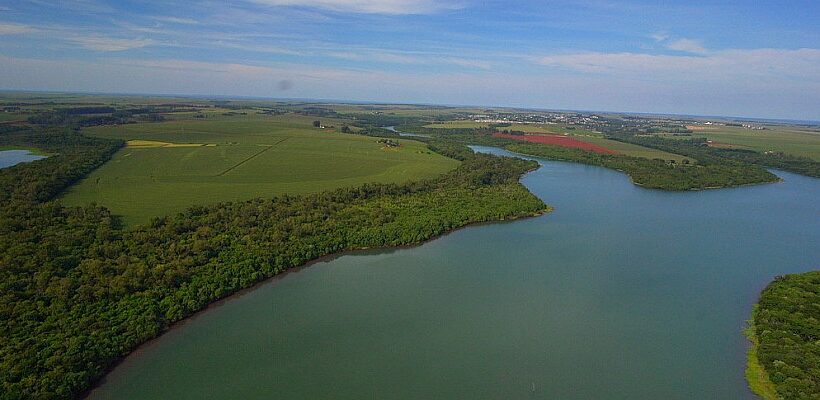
[0, 22, 36, 34]
[68, 36, 155, 51]
[666, 38, 708, 54]
[250, 0, 463, 14]
[650, 32, 668, 42]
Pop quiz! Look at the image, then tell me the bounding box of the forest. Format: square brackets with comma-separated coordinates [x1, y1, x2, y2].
[0, 126, 547, 400]
[752, 271, 820, 399]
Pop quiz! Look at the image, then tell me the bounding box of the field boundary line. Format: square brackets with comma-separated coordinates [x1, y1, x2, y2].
[217, 137, 289, 176]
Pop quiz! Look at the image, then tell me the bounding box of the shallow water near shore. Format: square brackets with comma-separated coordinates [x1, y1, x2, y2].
[87, 146, 819, 400]
[0, 149, 46, 169]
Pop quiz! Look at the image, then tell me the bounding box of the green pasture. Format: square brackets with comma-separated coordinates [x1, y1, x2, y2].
[686, 125, 820, 160]
[62, 115, 459, 226]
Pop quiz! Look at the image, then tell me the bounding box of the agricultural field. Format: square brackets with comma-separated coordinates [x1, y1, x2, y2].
[494, 133, 616, 154]
[684, 124, 820, 160]
[61, 113, 459, 226]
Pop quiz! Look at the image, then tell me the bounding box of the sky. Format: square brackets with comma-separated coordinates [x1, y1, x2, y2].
[0, 0, 819, 120]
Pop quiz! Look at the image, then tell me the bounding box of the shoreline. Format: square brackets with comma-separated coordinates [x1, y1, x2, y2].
[81, 165, 551, 399]
[743, 305, 779, 400]
[503, 147, 782, 191]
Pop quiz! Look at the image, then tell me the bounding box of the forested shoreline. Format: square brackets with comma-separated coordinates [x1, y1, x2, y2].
[398, 126, 781, 191]
[610, 134, 820, 179]
[0, 127, 548, 399]
[748, 271, 820, 400]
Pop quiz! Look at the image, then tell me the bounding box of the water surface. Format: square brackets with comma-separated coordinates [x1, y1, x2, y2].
[384, 125, 430, 137]
[0, 149, 46, 169]
[87, 146, 819, 400]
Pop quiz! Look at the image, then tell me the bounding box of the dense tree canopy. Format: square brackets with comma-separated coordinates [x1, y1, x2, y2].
[752, 271, 820, 399]
[0, 126, 547, 399]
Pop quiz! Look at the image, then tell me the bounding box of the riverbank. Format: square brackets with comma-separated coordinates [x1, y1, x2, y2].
[744, 306, 779, 400]
[392, 125, 783, 190]
[0, 145, 50, 155]
[84, 200, 551, 398]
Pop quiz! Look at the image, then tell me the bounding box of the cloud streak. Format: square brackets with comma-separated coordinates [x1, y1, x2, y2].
[249, 0, 463, 14]
[0, 22, 36, 34]
[665, 38, 708, 54]
[68, 36, 155, 51]
[536, 48, 820, 83]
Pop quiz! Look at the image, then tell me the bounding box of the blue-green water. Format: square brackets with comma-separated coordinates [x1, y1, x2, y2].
[87, 147, 819, 399]
[0, 149, 46, 169]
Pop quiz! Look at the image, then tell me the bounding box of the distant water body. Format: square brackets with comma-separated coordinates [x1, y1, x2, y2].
[0, 149, 46, 169]
[87, 146, 819, 399]
[384, 125, 430, 137]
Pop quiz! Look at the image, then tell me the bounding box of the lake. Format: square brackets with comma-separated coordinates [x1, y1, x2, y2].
[0, 149, 46, 169]
[86, 146, 819, 400]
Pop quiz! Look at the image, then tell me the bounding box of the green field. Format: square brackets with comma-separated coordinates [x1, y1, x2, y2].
[62, 114, 459, 226]
[0, 113, 25, 122]
[686, 125, 820, 160]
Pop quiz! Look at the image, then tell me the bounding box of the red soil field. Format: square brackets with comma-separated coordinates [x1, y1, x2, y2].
[493, 133, 617, 154]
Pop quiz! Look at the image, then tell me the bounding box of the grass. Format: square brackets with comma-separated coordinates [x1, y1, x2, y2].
[0, 113, 26, 122]
[62, 113, 459, 226]
[744, 307, 780, 400]
[684, 125, 820, 161]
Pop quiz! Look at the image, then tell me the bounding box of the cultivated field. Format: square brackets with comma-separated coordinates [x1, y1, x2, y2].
[61, 113, 459, 226]
[684, 125, 820, 160]
[494, 133, 616, 154]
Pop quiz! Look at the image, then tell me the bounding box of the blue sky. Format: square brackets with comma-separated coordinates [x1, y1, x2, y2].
[0, 0, 818, 120]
